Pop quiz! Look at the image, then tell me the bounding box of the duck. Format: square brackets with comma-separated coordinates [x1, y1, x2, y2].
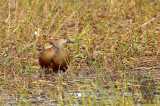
[39, 38, 74, 74]
[39, 41, 59, 74]
[51, 37, 74, 73]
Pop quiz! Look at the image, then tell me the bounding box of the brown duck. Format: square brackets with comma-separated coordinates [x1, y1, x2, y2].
[39, 41, 59, 74]
[39, 38, 74, 74]
[51, 37, 74, 73]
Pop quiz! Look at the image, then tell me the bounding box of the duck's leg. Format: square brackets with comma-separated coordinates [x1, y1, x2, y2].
[39, 67, 49, 78]
[60, 66, 67, 72]
[45, 67, 51, 75]
[45, 68, 50, 74]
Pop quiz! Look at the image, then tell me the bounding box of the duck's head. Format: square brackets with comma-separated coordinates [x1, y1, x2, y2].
[58, 37, 74, 49]
[43, 41, 54, 50]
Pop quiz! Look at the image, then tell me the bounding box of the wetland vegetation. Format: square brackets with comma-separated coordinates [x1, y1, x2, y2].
[0, 0, 160, 105]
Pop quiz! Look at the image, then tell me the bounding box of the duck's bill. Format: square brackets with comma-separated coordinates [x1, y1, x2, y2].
[52, 45, 60, 50]
[66, 40, 74, 43]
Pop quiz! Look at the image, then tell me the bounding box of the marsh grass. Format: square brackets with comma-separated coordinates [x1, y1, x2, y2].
[0, 0, 160, 105]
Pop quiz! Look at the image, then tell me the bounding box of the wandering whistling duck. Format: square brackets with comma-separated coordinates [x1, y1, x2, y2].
[39, 38, 74, 74]
[39, 41, 59, 74]
[51, 37, 74, 73]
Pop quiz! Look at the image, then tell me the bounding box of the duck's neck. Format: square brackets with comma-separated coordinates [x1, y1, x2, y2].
[58, 42, 64, 50]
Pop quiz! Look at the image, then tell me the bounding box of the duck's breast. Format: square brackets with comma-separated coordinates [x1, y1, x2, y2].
[53, 50, 70, 67]
[39, 48, 57, 68]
